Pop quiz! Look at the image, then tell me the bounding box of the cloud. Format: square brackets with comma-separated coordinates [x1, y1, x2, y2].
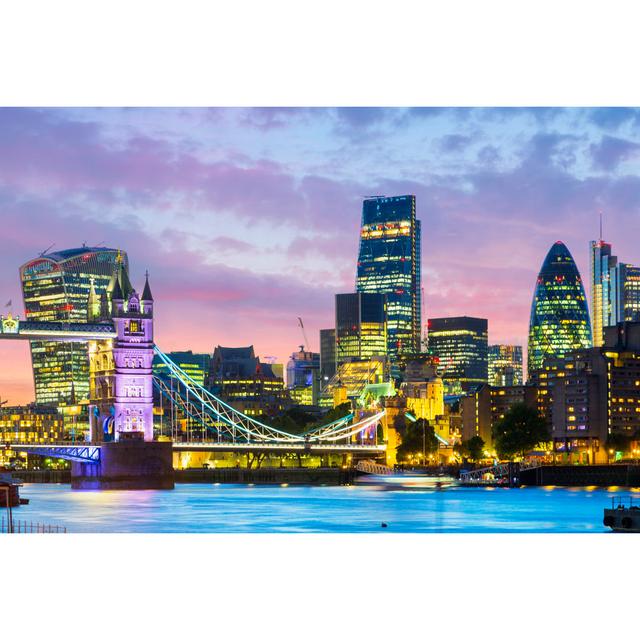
[590, 135, 640, 171]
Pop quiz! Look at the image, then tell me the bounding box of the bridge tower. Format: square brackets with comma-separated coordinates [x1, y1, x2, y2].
[89, 273, 155, 443]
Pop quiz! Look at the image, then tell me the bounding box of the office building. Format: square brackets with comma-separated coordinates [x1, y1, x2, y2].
[19, 247, 127, 407]
[335, 292, 387, 366]
[153, 351, 211, 387]
[488, 344, 523, 386]
[286, 347, 320, 406]
[356, 195, 421, 361]
[591, 239, 640, 346]
[528, 241, 592, 376]
[319, 328, 336, 385]
[427, 316, 488, 395]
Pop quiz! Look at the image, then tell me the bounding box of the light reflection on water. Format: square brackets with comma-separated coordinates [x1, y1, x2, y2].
[14, 483, 626, 534]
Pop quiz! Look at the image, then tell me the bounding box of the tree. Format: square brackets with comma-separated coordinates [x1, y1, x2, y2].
[605, 433, 632, 457]
[396, 419, 439, 463]
[454, 435, 485, 462]
[491, 403, 549, 460]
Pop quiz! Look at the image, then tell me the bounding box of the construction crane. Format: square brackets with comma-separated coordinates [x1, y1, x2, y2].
[297, 317, 310, 351]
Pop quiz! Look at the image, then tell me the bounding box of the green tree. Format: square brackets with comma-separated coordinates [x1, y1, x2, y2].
[491, 403, 549, 460]
[605, 433, 632, 457]
[396, 419, 439, 463]
[454, 435, 485, 462]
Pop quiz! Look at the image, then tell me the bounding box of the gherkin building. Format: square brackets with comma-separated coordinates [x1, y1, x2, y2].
[528, 241, 592, 376]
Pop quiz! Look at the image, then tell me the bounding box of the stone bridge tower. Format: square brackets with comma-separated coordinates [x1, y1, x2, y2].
[89, 272, 155, 443]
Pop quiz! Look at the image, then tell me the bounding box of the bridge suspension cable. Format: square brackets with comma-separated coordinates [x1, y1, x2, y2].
[153, 347, 385, 444]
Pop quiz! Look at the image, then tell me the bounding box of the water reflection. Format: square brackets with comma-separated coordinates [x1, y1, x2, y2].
[15, 483, 626, 534]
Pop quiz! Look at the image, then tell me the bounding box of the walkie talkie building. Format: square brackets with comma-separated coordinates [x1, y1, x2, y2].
[20, 247, 128, 407]
[528, 241, 592, 376]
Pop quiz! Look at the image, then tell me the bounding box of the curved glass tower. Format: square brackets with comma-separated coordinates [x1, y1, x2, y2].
[528, 241, 592, 376]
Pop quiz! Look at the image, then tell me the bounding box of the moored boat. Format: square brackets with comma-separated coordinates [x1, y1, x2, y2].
[603, 497, 640, 532]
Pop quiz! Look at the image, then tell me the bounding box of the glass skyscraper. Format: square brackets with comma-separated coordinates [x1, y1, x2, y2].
[356, 195, 421, 362]
[20, 247, 127, 406]
[528, 241, 592, 376]
[488, 344, 523, 386]
[427, 316, 488, 395]
[335, 292, 387, 367]
[591, 239, 640, 346]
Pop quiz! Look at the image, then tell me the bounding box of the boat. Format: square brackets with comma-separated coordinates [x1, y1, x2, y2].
[0, 475, 23, 508]
[603, 497, 640, 532]
[355, 472, 458, 491]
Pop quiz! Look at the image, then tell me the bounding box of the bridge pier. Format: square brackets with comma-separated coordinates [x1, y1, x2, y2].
[71, 440, 174, 490]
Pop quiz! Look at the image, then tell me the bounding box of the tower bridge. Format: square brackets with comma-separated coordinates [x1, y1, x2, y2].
[1, 273, 387, 487]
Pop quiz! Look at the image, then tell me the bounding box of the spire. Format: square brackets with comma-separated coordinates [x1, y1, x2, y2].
[112, 275, 124, 301]
[141, 270, 153, 301]
[87, 277, 100, 321]
[118, 264, 134, 299]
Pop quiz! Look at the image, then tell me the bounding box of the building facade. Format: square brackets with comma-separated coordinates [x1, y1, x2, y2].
[153, 350, 211, 387]
[427, 316, 488, 395]
[528, 241, 592, 376]
[488, 344, 523, 386]
[398, 354, 444, 423]
[19, 247, 127, 407]
[319, 328, 336, 385]
[356, 195, 421, 362]
[335, 292, 387, 367]
[590, 239, 640, 347]
[286, 347, 320, 406]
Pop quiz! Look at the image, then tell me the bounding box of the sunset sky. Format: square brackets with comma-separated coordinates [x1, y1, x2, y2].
[3, 107, 640, 404]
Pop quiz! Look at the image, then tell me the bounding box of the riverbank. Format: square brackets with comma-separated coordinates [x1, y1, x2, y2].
[175, 467, 357, 485]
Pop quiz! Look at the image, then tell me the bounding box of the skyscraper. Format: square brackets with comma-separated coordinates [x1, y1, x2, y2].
[488, 344, 523, 386]
[20, 247, 128, 407]
[356, 195, 421, 362]
[335, 292, 387, 367]
[591, 239, 640, 346]
[319, 328, 336, 384]
[528, 241, 592, 376]
[427, 316, 488, 394]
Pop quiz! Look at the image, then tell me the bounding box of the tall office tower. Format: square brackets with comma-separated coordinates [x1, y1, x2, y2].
[528, 241, 592, 376]
[611, 262, 640, 324]
[335, 292, 387, 367]
[488, 344, 523, 386]
[427, 316, 488, 395]
[20, 247, 127, 407]
[356, 195, 421, 362]
[590, 239, 615, 347]
[319, 328, 336, 384]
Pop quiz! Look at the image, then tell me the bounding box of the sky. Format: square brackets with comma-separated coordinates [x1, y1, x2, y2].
[2, 106, 640, 404]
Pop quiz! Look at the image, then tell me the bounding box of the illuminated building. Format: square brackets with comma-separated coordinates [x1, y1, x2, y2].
[530, 321, 640, 463]
[286, 346, 320, 406]
[319, 328, 336, 385]
[207, 345, 290, 417]
[356, 195, 421, 362]
[335, 293, 387, 367]
[321, 358, 387, 407]
[528, 241, 592, 376]
[19, 247, 127, 407]
[153, 351, 211, 387]
[398, 354, 444, 422]
[488, 344, 523, 386]
[427, 316, 488, 395]
[591, 239, 640, 347]
[461, 384, 537, 446]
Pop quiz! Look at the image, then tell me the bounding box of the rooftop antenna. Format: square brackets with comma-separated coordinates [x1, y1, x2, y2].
[39, 243, 55, 257]
[599, 211, 603, 242]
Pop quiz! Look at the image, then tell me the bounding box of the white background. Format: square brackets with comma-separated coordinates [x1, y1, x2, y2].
[2, 1, 640, 638]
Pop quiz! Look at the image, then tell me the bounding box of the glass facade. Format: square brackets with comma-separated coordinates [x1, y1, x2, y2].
[488, 344, 523, 386]
[19, 248, 127, 407]
[528, 241, 592, 376]
[427, 316, 488, 394]
[319, 328, 336, 384]
[153, 350, 211, 387]
[356, 195, 421, 362]
[335, 292, 387, 366]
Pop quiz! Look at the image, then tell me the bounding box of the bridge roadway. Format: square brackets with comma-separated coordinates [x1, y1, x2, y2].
[8, 441, 386, 463]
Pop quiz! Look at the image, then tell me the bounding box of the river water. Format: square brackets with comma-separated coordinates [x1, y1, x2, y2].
[12, 483, 633, 533]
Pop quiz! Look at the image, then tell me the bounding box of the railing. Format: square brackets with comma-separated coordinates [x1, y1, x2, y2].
[459, 459, 543, 485]
[356, 460, 393, 475]
[1, 517, 66, 533]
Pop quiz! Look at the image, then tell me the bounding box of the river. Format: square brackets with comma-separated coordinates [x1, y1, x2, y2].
[10, 483, 632, 533]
